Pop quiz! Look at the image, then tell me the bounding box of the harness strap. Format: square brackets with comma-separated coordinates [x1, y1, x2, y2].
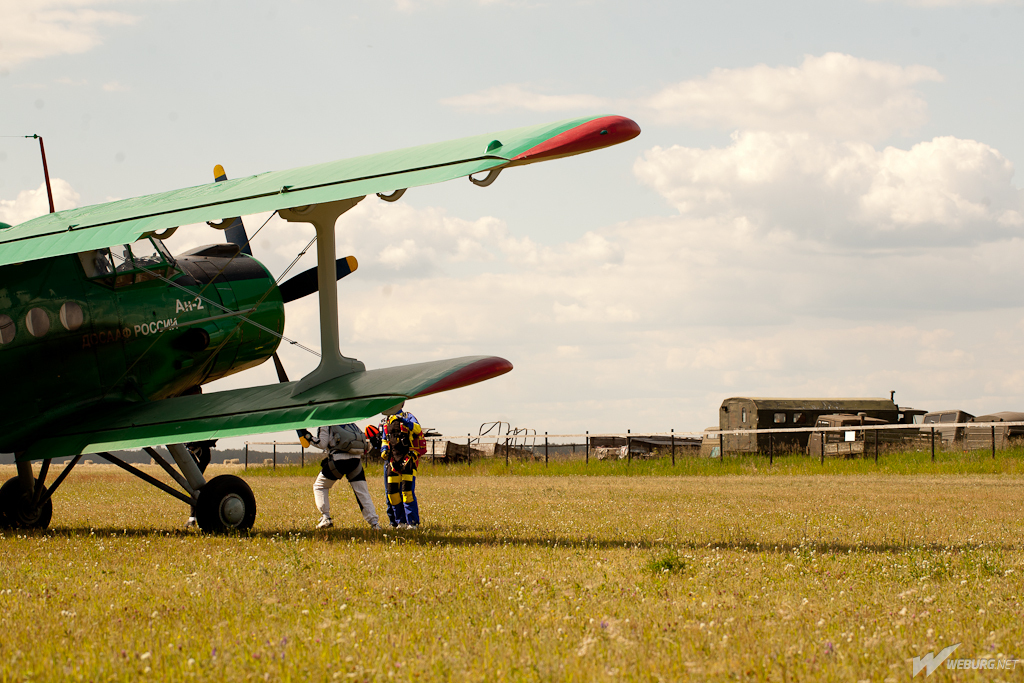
[326, 456, 344, 480]
[326, 452, 364, 481]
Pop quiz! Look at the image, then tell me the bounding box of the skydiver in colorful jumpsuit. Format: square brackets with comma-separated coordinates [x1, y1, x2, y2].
[380, 412, 425, 529]
[300, 424, 381, 530]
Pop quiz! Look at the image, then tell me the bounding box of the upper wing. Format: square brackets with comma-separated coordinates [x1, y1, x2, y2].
[0, 115, 639, 267]
[23, 355, 511, 461]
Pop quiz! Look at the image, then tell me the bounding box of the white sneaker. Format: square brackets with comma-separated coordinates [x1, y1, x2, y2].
[316, 515, 333, 529]
[186, 517, 197, 528]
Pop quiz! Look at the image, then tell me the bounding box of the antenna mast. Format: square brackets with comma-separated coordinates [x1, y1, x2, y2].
[27, 134, 55, 214]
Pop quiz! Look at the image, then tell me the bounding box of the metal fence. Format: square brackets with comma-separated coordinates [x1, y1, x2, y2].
[243, 421, 1023, 468]
[243, 441, 308, 469]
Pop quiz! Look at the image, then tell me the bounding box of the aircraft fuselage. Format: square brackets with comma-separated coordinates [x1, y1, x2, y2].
[0, 240, 284, 453]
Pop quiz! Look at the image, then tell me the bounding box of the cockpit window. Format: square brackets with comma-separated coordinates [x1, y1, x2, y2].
[153, 238, 174, 262]
[127, 239, 167, 270]
[78, 248, 115, 279]
[79, 237, 177, 286]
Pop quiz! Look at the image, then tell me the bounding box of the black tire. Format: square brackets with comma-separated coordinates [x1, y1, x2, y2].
[195, 475, 256, 533]
[0, 476, 52, 530]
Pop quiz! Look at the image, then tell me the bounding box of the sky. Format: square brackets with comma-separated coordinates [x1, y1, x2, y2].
[2, 0, 1024, 445]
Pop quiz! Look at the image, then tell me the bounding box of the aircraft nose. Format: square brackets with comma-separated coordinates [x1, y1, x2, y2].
[510, 115, 641, 165]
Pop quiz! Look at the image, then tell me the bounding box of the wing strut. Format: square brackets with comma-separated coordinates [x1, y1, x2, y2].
[280, 198, 367, 395]
[95, 452, 194, 505]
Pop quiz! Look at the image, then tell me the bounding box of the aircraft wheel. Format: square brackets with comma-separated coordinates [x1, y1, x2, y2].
[195, 475, 256, 533]
[0, 477, 52, 530]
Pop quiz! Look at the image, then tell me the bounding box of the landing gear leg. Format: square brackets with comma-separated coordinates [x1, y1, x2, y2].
[93, 447, 258, 533]
[16, 459, 33, 491]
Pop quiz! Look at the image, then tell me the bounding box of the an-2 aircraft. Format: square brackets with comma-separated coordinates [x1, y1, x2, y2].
[0, 115, 640, 532]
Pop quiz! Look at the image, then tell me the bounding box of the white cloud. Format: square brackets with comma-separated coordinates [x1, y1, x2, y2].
[131, 184, 1024, 438]
[0, 180, 80, 225]
[338, 201, 507, 276]
[645, 53, 942, 140]
[102, 80, 129, 91]
[11, 150, 1016, 439]
[439, 54, 941, 140]
[869, 0, 1013, 5]
[440, 83, 609, 114]
[499, 232, 623, 270]
[208, 196, 1024, 350]
[0, 0, 139, 70]
[237, 200, 621, 281]
[258, 203, 1024, 433]
[394, 0, 526, 10]
[634, 132, 1024, 246]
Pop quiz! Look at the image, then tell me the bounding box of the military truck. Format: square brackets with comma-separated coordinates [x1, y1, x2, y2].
[700, 427, 721, 458]
[806, 414, 930, 457]
[965, 412, 1024, 451]
[922, 409, 974, 447]
[718, 397, 922, 455]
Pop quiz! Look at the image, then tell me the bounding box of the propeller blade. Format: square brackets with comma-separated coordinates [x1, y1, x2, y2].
[272, 353, 289, 383]
[210, 165, 252, 256]
[274, 355, 303, 442]
[278, 256, 358, 304]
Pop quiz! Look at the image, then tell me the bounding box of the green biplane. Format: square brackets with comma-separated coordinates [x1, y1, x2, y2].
[0, 115, 640, 532]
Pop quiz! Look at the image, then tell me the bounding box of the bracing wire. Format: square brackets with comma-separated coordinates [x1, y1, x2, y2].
[107, 250, 321, 357]
[274, 235, 317, 285]
[101, 229, 329, 397]
[175, 234, 326, 382]
[190, 210, 278, 303]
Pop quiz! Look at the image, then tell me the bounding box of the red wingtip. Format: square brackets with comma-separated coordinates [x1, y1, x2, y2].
[413, 357, 513, 398]
[511, 115, 641, 166]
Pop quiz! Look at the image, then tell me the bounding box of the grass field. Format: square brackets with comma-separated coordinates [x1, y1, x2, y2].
[1, 455, 1023, 681]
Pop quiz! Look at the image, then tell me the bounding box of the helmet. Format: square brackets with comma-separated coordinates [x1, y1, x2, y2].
[364, 424, 380, 441]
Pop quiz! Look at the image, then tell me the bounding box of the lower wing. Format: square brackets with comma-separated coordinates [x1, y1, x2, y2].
[24, 356, 511, 461]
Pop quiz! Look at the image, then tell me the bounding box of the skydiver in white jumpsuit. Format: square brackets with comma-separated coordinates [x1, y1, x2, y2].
[299, 424, 381, 530]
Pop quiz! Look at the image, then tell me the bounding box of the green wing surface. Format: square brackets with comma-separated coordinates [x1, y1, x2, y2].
[22, 355, 512, 461]
[0, 115, 639, 267]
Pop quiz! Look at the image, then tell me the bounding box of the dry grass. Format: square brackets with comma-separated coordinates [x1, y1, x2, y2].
[0, 463, 1022, 681]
